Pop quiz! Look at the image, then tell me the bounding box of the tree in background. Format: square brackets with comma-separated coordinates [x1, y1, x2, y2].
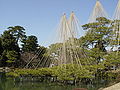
[0, 37, 3, 66]
[0, 26, 49, 68]
[21, 35, 48, 68]
[21, 35, 38, 52]
[0, 31, 20, 67]
[8, 26, 26, 43]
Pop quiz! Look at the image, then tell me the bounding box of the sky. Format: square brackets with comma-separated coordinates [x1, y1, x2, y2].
[0, 0, 118, 47]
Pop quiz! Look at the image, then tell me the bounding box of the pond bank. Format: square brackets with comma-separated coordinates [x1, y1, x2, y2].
[0, 67, 118, 90]
[1, 66, 119, 90]
[0, 75, 104, 90]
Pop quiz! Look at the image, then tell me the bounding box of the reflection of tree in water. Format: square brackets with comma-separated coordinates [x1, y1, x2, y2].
[0, 72, 6, 90]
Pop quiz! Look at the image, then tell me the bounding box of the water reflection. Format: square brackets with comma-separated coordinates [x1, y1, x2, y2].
[0, 72, 108, 90]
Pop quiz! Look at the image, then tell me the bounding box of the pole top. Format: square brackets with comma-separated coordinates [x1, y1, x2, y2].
[63, 13, 66, 15]
[72, 11, 74, 13]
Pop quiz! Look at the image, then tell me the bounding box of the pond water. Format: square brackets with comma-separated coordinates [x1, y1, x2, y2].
[0, 72, 108, 90]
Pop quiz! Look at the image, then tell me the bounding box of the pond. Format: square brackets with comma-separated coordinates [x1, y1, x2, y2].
[0, 72, 109, 90]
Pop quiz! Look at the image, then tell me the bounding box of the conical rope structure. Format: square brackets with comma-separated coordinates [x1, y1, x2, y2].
[111, 0, 120, 52]
[24, 0, 119, 69]
[24, 48, 45, 69]
[50, 12, 83, 68]
[88, 0, 108, 23]
[24, 12, 83, 69]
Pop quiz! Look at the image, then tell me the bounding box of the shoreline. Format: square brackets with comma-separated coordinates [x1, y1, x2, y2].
[101, 82, 120, 90]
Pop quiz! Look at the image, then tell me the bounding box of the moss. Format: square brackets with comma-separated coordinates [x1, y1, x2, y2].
[6, 72, 19, 77]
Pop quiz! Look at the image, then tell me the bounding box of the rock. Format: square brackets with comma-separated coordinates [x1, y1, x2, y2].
[0, 67, 11, 72]
[102, 82, 120, 90]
